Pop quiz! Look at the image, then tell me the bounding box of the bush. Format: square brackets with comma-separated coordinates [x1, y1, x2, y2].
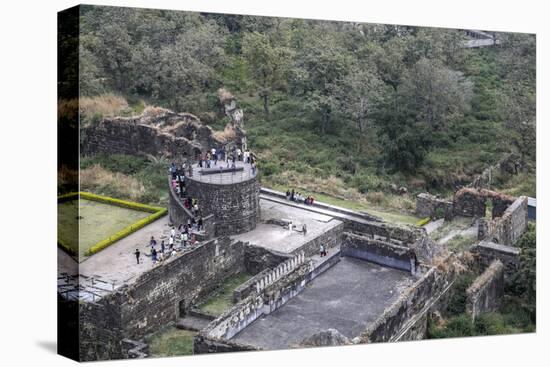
[445, 272, 477, 316]
[428, 314, 475, 339]
[434, 207, 446, 219]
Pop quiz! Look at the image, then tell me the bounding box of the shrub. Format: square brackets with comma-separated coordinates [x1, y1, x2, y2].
[445, 272, 477, 316]
[434, 207, 446, 219]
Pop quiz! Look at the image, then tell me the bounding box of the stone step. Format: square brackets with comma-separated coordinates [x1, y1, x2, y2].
[176, 315, 212, 332]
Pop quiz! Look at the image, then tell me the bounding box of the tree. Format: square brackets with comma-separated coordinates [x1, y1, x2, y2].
[293, 31, 352, 134]
[242, 32, 291, 119]
[374, 91, 431, 172]
[399, 58, 473, 130]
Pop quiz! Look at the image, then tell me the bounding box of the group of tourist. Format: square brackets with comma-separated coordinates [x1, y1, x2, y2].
[196, 146, 257, 173]
[134, 225, 200, 266]
[285, 189, 315, 205]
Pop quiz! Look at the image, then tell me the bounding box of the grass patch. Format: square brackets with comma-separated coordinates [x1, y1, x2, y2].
[146, 327, 195, 357]
[57, 193, 166, 261]
[80, 154, 169, 206]
[445, 233, 477, 252]
[198, 273, 254, 316]
[264, 182, 420, 226]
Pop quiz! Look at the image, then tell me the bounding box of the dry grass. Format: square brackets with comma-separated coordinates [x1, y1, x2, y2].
[58, 98, 79, 121]
[80, 164, 145, 201]
[217, 87, 234, 104]
[212, 124, 237, 143]
[58, 165, 78, 188]
[79, 94, 129, 119]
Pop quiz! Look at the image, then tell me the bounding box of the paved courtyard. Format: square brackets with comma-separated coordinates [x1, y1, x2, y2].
[58, 215, 172, 288]
[232, 198, 342, 254]
[231, 256, 415, 350]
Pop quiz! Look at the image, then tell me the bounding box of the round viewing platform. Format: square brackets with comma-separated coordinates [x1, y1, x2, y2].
[186, 161, 258, 185]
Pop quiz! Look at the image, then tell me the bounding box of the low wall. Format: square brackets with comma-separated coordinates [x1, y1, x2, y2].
[485, 196, 528, 246]
[416, 193, 454, 220]
[470, 241, 520, 278]
[358, 255, 457, 343]
[260, 187, 382, 222]
[344, 218, 422, 245]
[296, 220, 344, 257]
[466, 260, 505, 321]
[341, 232, 417, 273]
[233, 268, 270, 303]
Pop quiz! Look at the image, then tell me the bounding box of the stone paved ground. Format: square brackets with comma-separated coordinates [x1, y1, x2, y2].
[233, 199, 342, 254]
[231, 257, 415, 350]
[58, 215, 173, 289]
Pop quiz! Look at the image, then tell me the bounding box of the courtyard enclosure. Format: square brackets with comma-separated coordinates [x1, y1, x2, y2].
[57, 192, 167, 259]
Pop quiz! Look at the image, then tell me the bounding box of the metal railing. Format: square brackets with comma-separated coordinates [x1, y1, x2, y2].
[185, 161, 258, 185]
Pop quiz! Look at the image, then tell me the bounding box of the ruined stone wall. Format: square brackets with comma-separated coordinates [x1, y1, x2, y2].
[470, 241, 520, 277]
[341, 232, 417, 273]
[358, 255, 457, 343]
[185, 175, 261, 236]
[466, 260, 505, 321]
[79, 295, 124, 361]
[485, 196, 528, 246]
[416, 193, 454, 220]
[81, 109, 220, 160]
[453, 188, 487, 217]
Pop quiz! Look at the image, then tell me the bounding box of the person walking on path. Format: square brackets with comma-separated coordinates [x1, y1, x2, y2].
[288, 221, 293, 232]
[302, 224, 307, 236]
[151, 248, 158, 264]
[134, 249, 140, 264]
[320, 244, 325, 257]
[149, 236, 157, 249]
[161, 240, 165, 254]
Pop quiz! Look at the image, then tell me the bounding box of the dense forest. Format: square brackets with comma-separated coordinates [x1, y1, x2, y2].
[76, 6, 536, 213]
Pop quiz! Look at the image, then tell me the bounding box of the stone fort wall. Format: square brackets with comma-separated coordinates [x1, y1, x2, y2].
[358, 254, 457, 343]
[466, 260, 505, 321]
[484, 196, 528, 246]
[185, 174, 261, 236]
[78, 238, 289, 361]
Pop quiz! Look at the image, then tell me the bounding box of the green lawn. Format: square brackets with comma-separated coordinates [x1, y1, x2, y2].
[58, 198, 150, 261]
[146, 327, 196, 357]
[198, 273, 254, 316]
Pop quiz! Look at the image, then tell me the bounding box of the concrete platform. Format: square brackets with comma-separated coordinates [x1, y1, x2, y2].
[231, 257, 415, 350]
[232, 198, 343, 254]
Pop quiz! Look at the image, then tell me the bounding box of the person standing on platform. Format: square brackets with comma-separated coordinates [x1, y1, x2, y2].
[134, 249, 140, 264]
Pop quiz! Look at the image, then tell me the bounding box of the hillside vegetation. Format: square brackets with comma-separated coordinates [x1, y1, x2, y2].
[74, 6, 536, 210]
